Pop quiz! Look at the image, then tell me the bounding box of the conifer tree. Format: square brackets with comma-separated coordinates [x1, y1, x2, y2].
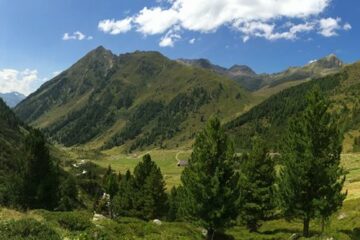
[21, 129, 59, 210]
[112, 170, 136, 217]
[277, 87, 346, 237]
[133, 154, 167, 219]
[167, 186, 179, 221]
[240, 137, 275, 232]
[180, 117, 240, 239]
[58, 175, 78, 211]
[112, 155, 167, 220]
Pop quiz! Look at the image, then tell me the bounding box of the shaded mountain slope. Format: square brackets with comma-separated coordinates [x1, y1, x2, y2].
[226, 60, 360, 152]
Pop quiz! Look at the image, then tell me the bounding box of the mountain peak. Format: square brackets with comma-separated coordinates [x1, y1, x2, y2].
[228, 65, 256, 77]
[309, 54, 343, 69]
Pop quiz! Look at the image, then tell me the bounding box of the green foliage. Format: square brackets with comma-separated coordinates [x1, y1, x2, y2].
[102, 166, 119, 199]
[180, 117, 241, 238]
[167, 186, 179, 221]
[0, 219, 60, 240]
[277, 87, 346, 237]
[55, 212, 93, 231]
[227, 72, 345, 151]
[104, 101, 164, 149]
[57, 175, 78, 211]
[239, 137, 276, 232]
[20, 129, 59, 210]
[111, 154, 168, 220]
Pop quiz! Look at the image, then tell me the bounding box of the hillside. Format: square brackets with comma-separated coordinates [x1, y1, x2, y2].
[179, 54, 343, 92]
[226, 60, 360, 151]
[0, 92, 26, 108]
[0, 98, 27, 203]
[15, 46, 250, 151]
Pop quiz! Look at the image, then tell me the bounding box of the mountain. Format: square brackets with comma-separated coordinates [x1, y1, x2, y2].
[0, 92, 26, 108]
[15, 46, 250, 151]
[226, 60, 360, 152]
[178, 54, 343, 91]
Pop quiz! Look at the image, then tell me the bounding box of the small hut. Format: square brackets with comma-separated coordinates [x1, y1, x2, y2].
[177, 160, 188, 167]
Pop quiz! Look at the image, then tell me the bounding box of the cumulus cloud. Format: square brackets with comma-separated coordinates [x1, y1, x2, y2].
[99, 0, 351, 46]
[189, 38, 196, 44]
[134, 7, 179, 35]
[98, 18, 133, 35]
[0, 69, 40, 95]
[237, 21, 315, 42]
[159, 29, 181, 47]
[343, 23, 352, 31]
[318, 17, 341, 37]
[63, 31, 93, 40]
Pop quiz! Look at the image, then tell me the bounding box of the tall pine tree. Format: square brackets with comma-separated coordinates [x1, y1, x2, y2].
[180, 117, 240, 239]
[21, 129, 59, 210]
[277, 87, 346, 237]
[240, 137, 276, 232]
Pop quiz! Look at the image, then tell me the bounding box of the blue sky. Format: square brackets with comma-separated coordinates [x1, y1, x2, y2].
[0, 0, 359, 95]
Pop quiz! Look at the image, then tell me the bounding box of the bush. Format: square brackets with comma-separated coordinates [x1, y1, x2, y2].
[55, 212, 93, 231]
[0, 218, 60, 240]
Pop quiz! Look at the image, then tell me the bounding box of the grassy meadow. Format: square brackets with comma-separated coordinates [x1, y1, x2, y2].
[63, 146, 360, 198]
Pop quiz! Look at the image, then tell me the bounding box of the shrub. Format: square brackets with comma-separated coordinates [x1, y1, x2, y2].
[0, 218, 60, 240]
[55, 212, 93, 231]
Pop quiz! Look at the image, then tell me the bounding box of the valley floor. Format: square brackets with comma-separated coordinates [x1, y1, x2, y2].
[2, 147, 360, 239]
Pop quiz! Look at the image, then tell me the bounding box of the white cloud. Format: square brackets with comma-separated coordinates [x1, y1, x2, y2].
[98, 18, 133, 35]
[343, 23, 352, 31]
[308, 59, 318, 64]
[159, 29, 181, 47]
[236, 21, 314, 42]
[189, 38, 196, 44]
[134, 7, 179, 35]
[0, 69, 39, 95]
[63, 31, 93, 41]
[318, 17, 341, 37]
[99, 0, 350, 46]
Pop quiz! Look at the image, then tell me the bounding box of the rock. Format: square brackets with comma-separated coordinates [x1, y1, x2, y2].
[288, 233, 300, 240]
[153, 219, 162, 225]
[93, 213, 106, 222]
[337, 212, 346, 220]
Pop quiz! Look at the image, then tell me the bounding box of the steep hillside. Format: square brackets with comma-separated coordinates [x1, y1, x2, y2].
[15, 46, 250, 151]
[226, 61, 360, 152]
[179, 54, 343, 92]
[0, 98, 27, 203]
[0, 92, 26, 108]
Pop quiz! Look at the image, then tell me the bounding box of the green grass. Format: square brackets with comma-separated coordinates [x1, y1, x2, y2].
[64, 146, 360, 197]
[1, 198, 360, 239]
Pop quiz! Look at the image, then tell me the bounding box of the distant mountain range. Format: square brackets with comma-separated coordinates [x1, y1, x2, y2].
[178, 54, 343, 91]
[13, 46, 348, 151]
[0, 92, 26, 108]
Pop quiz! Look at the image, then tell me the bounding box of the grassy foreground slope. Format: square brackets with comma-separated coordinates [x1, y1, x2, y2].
[1, 197, 360, 239]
